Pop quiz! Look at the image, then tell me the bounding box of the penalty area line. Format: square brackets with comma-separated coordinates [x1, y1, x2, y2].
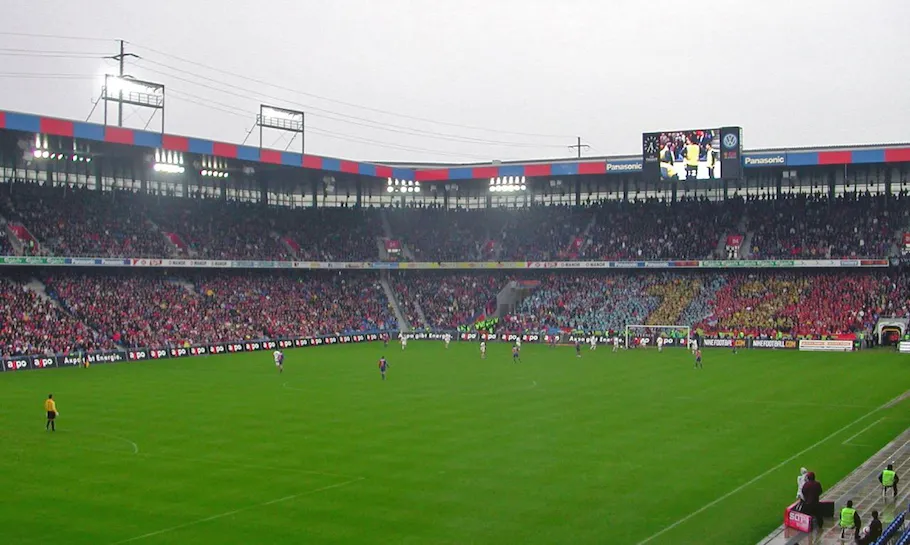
[635, 390, 909, 545]
[107, 476, 365, 545]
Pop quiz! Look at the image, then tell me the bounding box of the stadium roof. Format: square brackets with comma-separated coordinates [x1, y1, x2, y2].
[2, 108, 909, 182]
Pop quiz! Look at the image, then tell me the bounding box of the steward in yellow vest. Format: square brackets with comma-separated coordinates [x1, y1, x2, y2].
[879, 464, 899, 497]
[839, 500, 859, 539]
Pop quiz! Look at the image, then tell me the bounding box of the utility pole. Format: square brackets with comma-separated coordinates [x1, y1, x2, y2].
[569, 136, 590, 159]
[105, 40, 140, 127]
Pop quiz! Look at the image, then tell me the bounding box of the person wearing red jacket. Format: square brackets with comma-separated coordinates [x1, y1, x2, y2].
[801, 472, 824, 528]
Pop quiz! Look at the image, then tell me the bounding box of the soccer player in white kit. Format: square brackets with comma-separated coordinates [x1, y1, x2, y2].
[688, 337, 698, 354]
[401, 335, 408, 350]
[273, 350, 284, 373]
[480, 341, 486, 359]
[515, 337, 521, 350]
[590, 336, 597, 350]
[613, 336, 621, 352]
[656, 336, 664, 352]
[444, 333, 451, 349]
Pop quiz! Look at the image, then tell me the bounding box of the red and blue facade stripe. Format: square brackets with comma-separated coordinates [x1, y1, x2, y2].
[2, 108, 909, 182]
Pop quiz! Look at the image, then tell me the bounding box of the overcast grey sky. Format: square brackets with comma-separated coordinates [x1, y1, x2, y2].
[0, 0, 907, 164]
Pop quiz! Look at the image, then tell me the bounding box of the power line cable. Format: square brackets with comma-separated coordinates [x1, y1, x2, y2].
[128, 41, 575, 139]
[166, 92, 496, 160]
[134, 59, 564, 149]
[0, 31, 114, 42]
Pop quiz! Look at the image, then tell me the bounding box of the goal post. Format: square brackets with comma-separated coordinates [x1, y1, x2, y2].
[624, 324, 691, 349]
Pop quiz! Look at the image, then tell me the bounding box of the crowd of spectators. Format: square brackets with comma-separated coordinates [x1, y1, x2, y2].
[193, 272, 395, 338]
[150, 199, 290, 261]
[280, 207, 380, 262]
[387, 208, 509, 262]
[747, 194, 907, 259]
[43, 271, 397, 349]
[0, 182, 904, 263]
[698, 272, 910, 338]
[498, 206, 594, 261]
[0, 276, 114, 357]
[0, 268, 908, 357]
[504, 273, 663, 333]
[0, 184, 170, 258]
[581, 198, 742, 260]
[391, 272, 505, 329]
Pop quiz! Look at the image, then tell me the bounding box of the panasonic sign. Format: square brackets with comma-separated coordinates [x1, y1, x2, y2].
[744, 155, 787, 167]
[605, 161, 643, 173]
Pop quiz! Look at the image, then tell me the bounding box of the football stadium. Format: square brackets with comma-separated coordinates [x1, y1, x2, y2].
[1, 4, 909, 544]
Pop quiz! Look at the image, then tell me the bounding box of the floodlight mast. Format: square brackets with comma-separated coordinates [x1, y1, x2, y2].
[257, 104, 305, 156]
[102, 74, 166, 133]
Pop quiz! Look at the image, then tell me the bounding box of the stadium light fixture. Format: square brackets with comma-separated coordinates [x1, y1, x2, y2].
[257, 104, 305, 156]
[153, 148, 185, 175]
[198, 156, 230, 179]
[102, 75, 166, 133]
[489, 176, 527, 193]
[386, 177, 420, 194]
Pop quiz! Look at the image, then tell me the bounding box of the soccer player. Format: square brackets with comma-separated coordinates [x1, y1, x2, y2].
[273, 349, 284, 373]
[694, 348, 703, 369]
[656, 336, 664, 353]
[575, 339, 582, 358]
[480, 341, 486, 359]
[589, 336, 597, 351]
[378, 356, 388, 380]
[45, 394, 58, 431]
[401, 335, 408, 351]
[689, 336, 698, 354]
[382, 332, 389, 348]
[515, 337, 522, 350]
[512, 344, 521, 363]
[444, 333, 451, 349]
[613, 336, 621, 352]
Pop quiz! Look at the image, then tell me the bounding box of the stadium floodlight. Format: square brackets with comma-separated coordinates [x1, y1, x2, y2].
[256, 104, 305, 155]
[153, 148, 184, 175]
[154, 163, 185, 174]
[102, 74, 165, 133]
[386, 177, 420, 194]
[489, 175, 527, 193]
[198, 156, 230, 179]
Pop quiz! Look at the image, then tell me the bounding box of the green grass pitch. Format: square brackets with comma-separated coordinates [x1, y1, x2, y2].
[2, 342, 910, 544]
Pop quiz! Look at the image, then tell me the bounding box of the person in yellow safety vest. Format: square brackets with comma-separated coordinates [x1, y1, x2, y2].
[839, 499, 860, 539]
[879, 463, 899, 497]
[684, 136, 700, 180]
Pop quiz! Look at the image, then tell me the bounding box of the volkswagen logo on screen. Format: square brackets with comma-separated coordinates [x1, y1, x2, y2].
[723, 132, 738, 150]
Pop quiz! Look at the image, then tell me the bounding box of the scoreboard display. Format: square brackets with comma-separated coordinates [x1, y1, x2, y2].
[642, 126, 742, 181]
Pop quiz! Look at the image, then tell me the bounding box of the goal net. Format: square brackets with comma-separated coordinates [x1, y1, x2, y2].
[624, 324, 691, 349]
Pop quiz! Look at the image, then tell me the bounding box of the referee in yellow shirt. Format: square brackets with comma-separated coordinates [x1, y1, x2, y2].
[45, 394, 58, 431]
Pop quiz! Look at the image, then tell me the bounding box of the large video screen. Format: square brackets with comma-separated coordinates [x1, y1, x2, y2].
[653, 129, 721, 181]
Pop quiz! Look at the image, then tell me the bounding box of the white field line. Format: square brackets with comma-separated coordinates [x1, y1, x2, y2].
[108, 476, 365, 545]
[61, 430, 140, 454]
[133, 451, 360, 480]
[842, 417, 887, 446]
[636, 390, 910, 545]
